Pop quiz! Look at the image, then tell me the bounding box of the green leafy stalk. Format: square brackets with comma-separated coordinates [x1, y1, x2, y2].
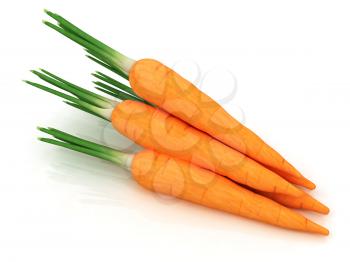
[43, 21, 112, 64]
[92, 71, 136, 96]
[38, 127, 133, 168]
[24, 68, 153, 121]
[40, 69, 110, 103]
[95, 87, 119, 99]
[31, 69, 114, 108]
[91, 72, 153, 106]
[85, 51, 129, 80]
[86, 55, 128, 80]
[24, 69, 116, 120]
[42, 10, 151, 104]
[44, 10, 135, 76]
[64, 102, 105, 119]
[93, 81, 142, 102]
[44, 10, 115, 55]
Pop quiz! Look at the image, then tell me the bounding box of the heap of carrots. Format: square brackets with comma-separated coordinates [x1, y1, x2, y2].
[25, 10, 330, 235]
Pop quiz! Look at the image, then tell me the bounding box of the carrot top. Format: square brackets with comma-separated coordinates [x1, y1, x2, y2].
[42, 10, 151, 106]
[24, 69, 133, 119]
[43, 10, 133, 79]
[38, 127, 132, 168]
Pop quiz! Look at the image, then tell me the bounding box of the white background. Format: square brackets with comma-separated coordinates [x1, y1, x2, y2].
[1, 0, 349, 261]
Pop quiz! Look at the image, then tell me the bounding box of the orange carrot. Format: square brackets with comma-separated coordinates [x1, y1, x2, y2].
[38, 127, 329, 235]
[129, 59, 315, 189]
[259, 191, 329, 214]
[113, 100, 303, 198]
[25, 69, 304, 197]
[43, 11, 315, 189]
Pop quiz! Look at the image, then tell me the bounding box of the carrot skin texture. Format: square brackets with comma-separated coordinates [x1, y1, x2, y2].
[129, 59, 313, 189]
[259, 191, 329, 214]
[112, 100, 302, 197]
[131, 150, 328, 235]
[269, 167, 316, 190]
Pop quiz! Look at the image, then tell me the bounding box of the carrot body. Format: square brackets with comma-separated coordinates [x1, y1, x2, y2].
[259, 191, 329, 214]
[38, 127, 328, 235]
[132, 150, 328, 235]
[129, 59, 315, 189]
[112, 100, 302, 197]
[25, 67, 302, 197]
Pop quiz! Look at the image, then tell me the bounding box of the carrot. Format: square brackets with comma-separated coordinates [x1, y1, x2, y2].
[131, 59, 316, 190]
[37, 127, 328, 235]
[258, 191, 329, 214]
[43, 10, 315, 189]
[25, 69, 304, 197]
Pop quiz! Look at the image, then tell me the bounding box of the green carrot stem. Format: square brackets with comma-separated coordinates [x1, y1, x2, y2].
[91, 72, 152, 105]
[86, 55, 129, 80]
[64, 102, 106, 120]
[39, 137, 117, 162]
[39, 68, 112, 103]
[44, 18, 126, 76]
[85, 50, 129, 80]
[39, 127, 114, 155]
[38, 127, 133, 168]
[44, 10, 134, 74]
[24, 79, 112, 120]
[93, 81, 141, 102]
[93, 71, 136, 96]
[43, 21, 112, 68]
[85, 48, 128, 77]
[44, 10, 115, 55]
[31, 69, 113, 108]
[24, 80, 81, 104]
[95, 87, 122, 100]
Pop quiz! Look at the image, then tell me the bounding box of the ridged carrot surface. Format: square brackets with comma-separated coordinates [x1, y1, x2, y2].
[38, 127, 328, 235]
[259, 191, 329, 214]
[25, 69, 304, 197]
[112, 100, 302, 197]
[132, 151, 327, 235]
[129, 59, 315, 189]
[43, 11, 315, 189]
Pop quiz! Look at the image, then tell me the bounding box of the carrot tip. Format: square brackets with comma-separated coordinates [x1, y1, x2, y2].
[294, 177, 316, 190]
[305, 181, 316, 190]
[322, 208, 330, 215]
[307, 220, 329, 235]
[319, 206, 330, 215]
[321, 228, 330, 236]
[311, 204, 330, 215]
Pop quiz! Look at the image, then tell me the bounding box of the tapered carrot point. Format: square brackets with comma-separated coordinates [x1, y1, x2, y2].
[306, 220, 329, 235]
[259, 191, 329, 214]
[269, 167, 316, 190]
[275, 207, 329, 235]
[313, 200, 330, 215]
[279, 172, 316, 190]
[289, 175, 316, 190]
[301, 178, 316, 190]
